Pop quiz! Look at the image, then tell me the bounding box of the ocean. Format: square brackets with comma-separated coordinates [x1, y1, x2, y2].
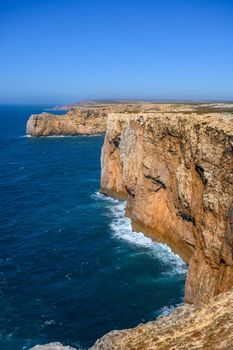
[0, 105, 187, 350]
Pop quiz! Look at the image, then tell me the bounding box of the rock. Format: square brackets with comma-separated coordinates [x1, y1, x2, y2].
[90, 289, 233, 350]
[28, 103, 233, 350]
[26, 103, 160, 137]
[101, 106, 233, 304]
[26, 107, 107, 136]
[30, 342, 76, 350]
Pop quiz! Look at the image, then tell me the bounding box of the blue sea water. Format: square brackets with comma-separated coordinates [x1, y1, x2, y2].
[0, 105, 187, 350]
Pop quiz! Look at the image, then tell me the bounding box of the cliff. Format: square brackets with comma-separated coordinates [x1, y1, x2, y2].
[101, 107, 233, 304]
[29, 103, 233, 350]
[26, 103, 160, 136]
[26, 107, 108, 136]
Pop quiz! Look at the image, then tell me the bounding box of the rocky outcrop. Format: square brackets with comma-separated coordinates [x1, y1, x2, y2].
[26, 103, 161, 137]
[26, 107, 108, 136]
[101, 107, 233, 304]
[91, 289, 233, 350]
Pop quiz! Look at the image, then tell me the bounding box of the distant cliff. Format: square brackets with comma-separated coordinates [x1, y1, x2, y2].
[101, 108, 233, 304]
[26, 107, 108, 136]
[26, 103, 160, 137]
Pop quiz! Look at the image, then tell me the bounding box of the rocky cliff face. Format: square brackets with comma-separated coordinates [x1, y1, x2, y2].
[26, 103, 160, 136]
[28, 103, 233, 350]
[26, 107, 108, 136]
[101, 107, 233, 304]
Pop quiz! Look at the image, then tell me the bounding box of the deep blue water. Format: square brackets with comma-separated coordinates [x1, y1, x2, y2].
[0, 105, 187, 350]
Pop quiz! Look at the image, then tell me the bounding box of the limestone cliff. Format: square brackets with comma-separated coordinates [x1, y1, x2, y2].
[29, 103, 233, 350]
[26, 107, 108, 136]
[26, 103, 160, 137]
[101, 107, 233, 304]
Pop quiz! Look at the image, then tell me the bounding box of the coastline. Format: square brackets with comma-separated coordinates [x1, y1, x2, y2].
[25, 103, 233, 349]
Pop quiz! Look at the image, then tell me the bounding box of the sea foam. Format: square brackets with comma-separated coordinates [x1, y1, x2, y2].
[92, 191, 187, 276]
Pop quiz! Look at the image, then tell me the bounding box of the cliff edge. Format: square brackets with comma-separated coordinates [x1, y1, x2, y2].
[26, 107, 108, 136]
[26, 103, 160, 136]
[101, 108, 233, 304]
[29, 104, 233, 350]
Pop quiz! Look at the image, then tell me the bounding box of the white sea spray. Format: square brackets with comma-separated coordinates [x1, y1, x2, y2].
[92, 191, 187, 276]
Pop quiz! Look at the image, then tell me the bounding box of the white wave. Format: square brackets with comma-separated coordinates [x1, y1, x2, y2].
[33, 135, 74, 138]
[44, 319, 56, 326]
[21, 134, 103, 139]
[20, 134, 31, 138]
[21, 134, 75, 138]
[159, 305, 176, 316]
[92, 191, 187, 276]
[91, 191, 119, 204]
[42, 134, 103, 138]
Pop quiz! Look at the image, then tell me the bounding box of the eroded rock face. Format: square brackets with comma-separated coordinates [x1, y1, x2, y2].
[91, 289, 233, 350]
[28, 103, 233, 350]
[26, 107, 108, 136]
[101, 109, 233, 304]
[26, 103, 160, 137]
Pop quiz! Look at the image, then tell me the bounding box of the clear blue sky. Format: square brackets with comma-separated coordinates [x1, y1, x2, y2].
[0, 0, 233, 103]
